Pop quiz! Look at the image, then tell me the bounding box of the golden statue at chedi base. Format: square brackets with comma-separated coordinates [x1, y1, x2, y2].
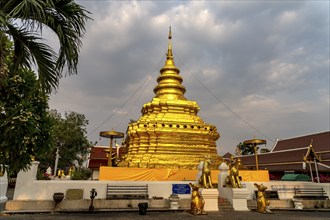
[197, 156, 214, 188]
[254, 183, 271, 214]
[189, 183, 206, 215]
[225, 155, 242, 188]
[119, 28, 221, 169]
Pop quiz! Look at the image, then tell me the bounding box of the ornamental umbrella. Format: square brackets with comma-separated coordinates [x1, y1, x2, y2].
[243, 138, 267, 170]
[100, 130, 124, 166]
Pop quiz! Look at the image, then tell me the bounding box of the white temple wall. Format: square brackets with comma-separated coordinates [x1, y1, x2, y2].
[217, 162, 330, 201]
[13, 162, 191, 200]
[241, 181, 330, 200]
[13, 161, 330, 201]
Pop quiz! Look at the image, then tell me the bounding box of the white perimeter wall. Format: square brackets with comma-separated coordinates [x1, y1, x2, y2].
[14, 162, 192, 200]
[14, 162, 330, 201]
[239, 181, 330, 200]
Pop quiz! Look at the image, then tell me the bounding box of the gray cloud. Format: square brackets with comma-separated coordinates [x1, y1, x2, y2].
[50, 1, 329, 155]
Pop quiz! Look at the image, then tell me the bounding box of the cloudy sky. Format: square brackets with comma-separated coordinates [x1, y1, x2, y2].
[49, 1, 329, 155]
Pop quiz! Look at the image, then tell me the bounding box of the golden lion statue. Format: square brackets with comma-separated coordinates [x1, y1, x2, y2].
[225, 156, 242, 188]
[197, 156, 213, 188]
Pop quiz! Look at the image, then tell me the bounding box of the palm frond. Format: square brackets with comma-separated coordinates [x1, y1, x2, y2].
[27, 38, 61, 93]
[0, 9, 9, 31]
[6, 23, 32, 68]
[1, 0, 91, 92]
[43, 0, 91, 75]
[6, 24, 60, 92]
[6, 0, 49, 31]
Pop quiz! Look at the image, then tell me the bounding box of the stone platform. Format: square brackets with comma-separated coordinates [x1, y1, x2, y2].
[247, 199, 330, 210]
[5, 197, 330, 213]
[5, 198, 191, 212]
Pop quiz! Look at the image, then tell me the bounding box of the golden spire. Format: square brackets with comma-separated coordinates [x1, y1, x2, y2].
[167, 26, 173, 60]
[153, 27, 186, 100]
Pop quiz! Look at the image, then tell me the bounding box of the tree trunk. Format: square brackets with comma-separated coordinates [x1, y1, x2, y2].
[0, 32, 8, 92]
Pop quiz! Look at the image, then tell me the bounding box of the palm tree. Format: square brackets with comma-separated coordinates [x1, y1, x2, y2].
[0, 0, 90, 93]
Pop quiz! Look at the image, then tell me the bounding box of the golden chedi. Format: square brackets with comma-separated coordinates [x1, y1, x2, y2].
[119, 28, 221, 169]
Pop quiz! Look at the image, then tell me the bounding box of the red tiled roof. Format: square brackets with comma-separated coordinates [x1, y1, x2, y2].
[223, 152, 233, 159]
[88, 146, 128, 169]
[89, 146, 108, 159]
[88, 159, 107, 169]
[88, 146, 108, 169]
[272, 131, 330, 152]
[240, 148, 308, 164]
[238, 131, 330, 172]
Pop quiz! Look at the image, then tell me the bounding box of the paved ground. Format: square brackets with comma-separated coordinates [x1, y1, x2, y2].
[1, 188, 329, 220]
[1, 210, 330, 220]
[0, 188, 14, 214]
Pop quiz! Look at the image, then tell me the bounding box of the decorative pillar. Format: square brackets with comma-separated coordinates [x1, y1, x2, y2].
[217, 162, 249, 211]
[196, 161, 204, 181]
[0, 166, 8, 203]
[169, 194, 180, 210]
[308, 162, 314, 182]
[54, 147, 60, 176]
[231, 188, 250, 211]
[14, 161, 40, 200]
[314, 159, 320, 183]
[218, 162, 229, 189]
[199, 188, 219, 211]
[254, 145, 259, 170]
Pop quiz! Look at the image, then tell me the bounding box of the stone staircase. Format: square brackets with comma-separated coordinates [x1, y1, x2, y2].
[218, 197, 234, 211]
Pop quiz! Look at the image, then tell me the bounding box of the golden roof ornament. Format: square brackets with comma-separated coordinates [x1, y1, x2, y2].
[303, 139, 321, 162]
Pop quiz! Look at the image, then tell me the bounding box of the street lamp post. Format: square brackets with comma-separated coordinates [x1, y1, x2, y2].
[89, 188, 97, 211]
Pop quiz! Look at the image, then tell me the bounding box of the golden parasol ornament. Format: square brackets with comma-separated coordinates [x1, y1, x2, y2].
[243, 138, 267, 170]
[100, 130, 124, 167]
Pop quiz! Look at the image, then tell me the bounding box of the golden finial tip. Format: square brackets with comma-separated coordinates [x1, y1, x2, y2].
[166, 26, 173, 59]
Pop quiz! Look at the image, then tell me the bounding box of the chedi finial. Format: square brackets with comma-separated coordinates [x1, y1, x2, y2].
[167, 26, 173, 59]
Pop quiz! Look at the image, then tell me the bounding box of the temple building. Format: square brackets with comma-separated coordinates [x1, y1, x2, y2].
[224, 131, 330, 181]
[118, 28, 222, 169]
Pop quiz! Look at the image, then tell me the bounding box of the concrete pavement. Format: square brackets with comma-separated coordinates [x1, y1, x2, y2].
[1, 210, 330, 220]
[1, 188, 329, 220]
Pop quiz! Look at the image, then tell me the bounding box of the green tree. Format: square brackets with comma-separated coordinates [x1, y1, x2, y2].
[0, 0, 90, 93]
[0, 39, 52, 175]
[236, 142, 270, 155]
[39, 110, 91, 172]
[235, 142, 257, 155]
[260, 148, 270, 153]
